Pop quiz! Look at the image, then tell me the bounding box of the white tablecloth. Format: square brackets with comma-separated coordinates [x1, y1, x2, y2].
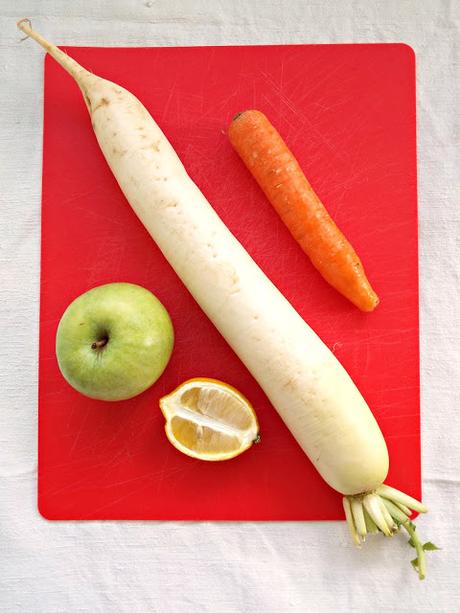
[1, 1, 459, 611]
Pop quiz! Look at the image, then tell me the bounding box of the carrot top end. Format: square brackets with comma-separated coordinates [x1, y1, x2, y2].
[232, 111, 246, 122]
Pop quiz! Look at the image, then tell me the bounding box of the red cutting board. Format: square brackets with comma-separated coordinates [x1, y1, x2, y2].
[38, 43, 420, 520]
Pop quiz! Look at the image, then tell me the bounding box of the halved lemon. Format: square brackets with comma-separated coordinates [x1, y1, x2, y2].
[159, 378, 260, 461]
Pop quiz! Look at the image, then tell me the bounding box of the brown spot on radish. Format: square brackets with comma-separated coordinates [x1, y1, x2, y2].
[93, 97, 110, 111]
[112, 132, 117, 137]
[282, 377, 296, 391]
[112, 147, 127, 156]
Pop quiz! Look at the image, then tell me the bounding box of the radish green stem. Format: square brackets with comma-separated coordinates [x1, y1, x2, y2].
[351, 498, 367, 538]
[394, 501, 412, 516]
[363, 494, 392, 535]
[403, 522, 426, 580]
[344, 490, 436, 578]
[381, 498, 410, 524]
[378, 497, 397, 534]
[343, 497, 361, 547]
[363, 507, 379, 534]
[376, 485, 427, 514]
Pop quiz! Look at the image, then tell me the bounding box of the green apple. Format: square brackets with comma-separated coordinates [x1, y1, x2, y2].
[55, 282, 174, 401]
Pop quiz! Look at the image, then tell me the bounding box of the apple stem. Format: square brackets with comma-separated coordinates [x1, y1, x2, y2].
[91, 338, 108, 350]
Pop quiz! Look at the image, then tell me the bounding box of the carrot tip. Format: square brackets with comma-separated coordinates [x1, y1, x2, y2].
[359, 295, 380, 312]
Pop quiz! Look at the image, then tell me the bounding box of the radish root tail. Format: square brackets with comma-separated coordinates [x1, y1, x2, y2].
[344, 485, 439, 580]
[16, 19, 93, 88]
[17, 18, 33, 42]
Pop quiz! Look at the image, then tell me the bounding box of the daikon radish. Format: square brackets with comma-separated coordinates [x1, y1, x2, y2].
[18, 19, 436, 578]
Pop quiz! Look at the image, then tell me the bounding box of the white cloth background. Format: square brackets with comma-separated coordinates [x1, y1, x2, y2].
[1, 1, 459, 611]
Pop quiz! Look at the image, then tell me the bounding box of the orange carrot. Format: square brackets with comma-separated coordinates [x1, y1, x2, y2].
[228, 110, 379, 312]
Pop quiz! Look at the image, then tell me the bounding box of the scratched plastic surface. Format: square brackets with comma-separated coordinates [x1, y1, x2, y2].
[38, 44, 420, 520]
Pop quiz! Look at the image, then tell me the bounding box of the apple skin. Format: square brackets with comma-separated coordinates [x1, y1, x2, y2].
[55, 283, 174, 401]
